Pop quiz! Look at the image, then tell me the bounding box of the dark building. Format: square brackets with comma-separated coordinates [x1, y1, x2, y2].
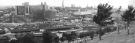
[16, 2, 30, 15]
[16, 6, 25, 15]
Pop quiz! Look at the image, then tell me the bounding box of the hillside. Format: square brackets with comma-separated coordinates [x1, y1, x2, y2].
[86, 24, 135, 43]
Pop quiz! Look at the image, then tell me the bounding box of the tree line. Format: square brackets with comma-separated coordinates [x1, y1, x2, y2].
[93, 3, 135, 40]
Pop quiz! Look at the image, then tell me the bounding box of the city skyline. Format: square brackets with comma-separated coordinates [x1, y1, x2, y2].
[0, 0, 132, 9]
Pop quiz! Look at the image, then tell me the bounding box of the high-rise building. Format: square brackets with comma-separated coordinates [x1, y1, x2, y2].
[22, 2, 29, 6]
[16, 6, 25, 15]
[44, 2, 49, 10]
[22, 2, 30, 15]
[41, 2, 49, 10]
[16, 2, 30, 15]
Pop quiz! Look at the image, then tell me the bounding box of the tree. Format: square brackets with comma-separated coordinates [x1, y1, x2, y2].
[121, 6, 135, 35]
[93, 3, 114, 40]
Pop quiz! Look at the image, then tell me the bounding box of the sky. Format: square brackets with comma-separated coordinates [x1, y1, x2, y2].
[0, 0, 132, 9]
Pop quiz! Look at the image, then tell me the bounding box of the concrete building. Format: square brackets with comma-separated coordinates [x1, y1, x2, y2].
[16, 2, 30, 15]
[22, 2, 30, 15]
[16, 6, 25, 15]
